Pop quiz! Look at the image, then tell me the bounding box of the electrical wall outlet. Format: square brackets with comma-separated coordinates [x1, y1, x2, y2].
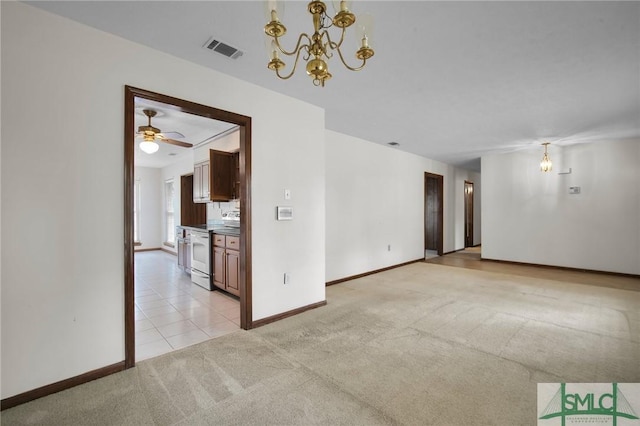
[284, 189, 291, 200]
[284, 273, 290, 284]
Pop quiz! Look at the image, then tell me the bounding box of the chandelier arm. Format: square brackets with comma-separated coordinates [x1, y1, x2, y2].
[334, 45, 368, 71]
[274, 46, 309, 80]
[324, 28, 366, 71]
[323, 28, 345, 52]
[273, 33, 313, 57]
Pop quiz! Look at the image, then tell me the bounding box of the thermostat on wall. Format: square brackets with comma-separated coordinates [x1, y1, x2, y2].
[276, 206, 293, 221]
[569, 186, 581, 194]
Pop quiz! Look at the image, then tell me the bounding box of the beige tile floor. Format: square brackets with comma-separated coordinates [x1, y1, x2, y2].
[134, 250, 240, 361]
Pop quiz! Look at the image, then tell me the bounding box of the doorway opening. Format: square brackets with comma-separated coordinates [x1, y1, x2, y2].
[464, 181, 474, 248]
[124, 86, 252, 368]
[424, 172, 444, 258]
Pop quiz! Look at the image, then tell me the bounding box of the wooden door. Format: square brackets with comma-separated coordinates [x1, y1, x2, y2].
[225, 249, 240, 296]
[425, 177, 438, 250]
[424, 173, 444, 255]
[464, 181, 474, 247]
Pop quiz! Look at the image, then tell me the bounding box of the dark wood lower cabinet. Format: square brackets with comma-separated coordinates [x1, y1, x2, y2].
[212, 234, 240, 296]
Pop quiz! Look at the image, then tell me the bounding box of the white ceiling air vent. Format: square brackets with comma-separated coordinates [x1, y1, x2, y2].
[203, 37, 243, 59]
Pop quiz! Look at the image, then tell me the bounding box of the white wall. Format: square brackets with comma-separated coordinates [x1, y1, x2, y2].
[194, 130, 240, 163]
[1, 2, 325, 399]
[325, 130, 481, 282]
[134, 167, 162, 250]
[482, 139, 640, 274]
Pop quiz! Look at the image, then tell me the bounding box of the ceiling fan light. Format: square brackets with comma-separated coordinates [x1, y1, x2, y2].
[140, 141, 159, 154]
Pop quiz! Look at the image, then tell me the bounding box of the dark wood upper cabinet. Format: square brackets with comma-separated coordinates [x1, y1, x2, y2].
[209, 149, 235, 201]
[193, 149, 236, 203]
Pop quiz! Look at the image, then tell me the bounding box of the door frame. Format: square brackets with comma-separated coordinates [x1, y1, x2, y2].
[424, 172, 444, 256]
[464, 180, 474, 248]
[124, 86, 252, 368]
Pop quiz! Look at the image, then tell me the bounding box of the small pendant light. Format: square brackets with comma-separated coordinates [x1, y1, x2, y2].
[540, 142, 552, 172]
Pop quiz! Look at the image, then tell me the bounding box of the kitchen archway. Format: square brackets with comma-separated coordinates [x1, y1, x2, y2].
[124, 86, 252, 368]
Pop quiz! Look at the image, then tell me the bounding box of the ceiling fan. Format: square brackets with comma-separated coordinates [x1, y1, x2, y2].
[136, 109, 193, 154]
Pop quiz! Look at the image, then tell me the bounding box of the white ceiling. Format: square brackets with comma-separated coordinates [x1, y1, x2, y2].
[28, 1, 640, 171]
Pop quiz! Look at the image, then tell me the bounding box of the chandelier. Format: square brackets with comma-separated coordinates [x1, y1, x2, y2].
[540, 142, 552, 172]
[264, 1, 374, 87]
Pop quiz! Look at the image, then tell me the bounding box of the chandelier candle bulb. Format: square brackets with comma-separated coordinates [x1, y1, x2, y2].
[265, 37, 285, 70]
[356, 13, 374, 46]
[332, 0, 351, 13]
[264, 0, 286, 37]
[269, 40, 278, 60]
[264, 0, 284, 22]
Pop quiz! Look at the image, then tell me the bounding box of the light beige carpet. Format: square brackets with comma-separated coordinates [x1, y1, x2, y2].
[3, 262, 639, 425]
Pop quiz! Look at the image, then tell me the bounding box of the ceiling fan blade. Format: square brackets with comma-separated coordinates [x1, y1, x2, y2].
[161, 138, 193, 148]
[161, 131, 185, 139]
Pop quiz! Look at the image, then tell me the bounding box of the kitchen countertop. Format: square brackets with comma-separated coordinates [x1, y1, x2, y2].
[179, 224, 240, 237]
